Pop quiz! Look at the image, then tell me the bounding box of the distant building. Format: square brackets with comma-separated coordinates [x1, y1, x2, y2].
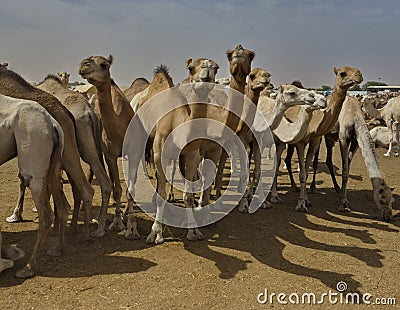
[366, 85, 400, 93]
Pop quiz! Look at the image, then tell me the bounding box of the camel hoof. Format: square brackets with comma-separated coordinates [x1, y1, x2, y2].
[47, 248, 62, 257]
[383, 152, 391, 157]
[167, 194, 176, 203]
[295, 203, 308, 212]
[271, 195, 282, 204]
[186, 230, 199, 241]
[91, 228, 106, 238]
[305, 200, 312, 208]
[261, 200, 272, 209]
[338, 205, 351, 212]
[381, 209, 393, 221]
[334, 185, 341, 193]
[2, 246, 25, 261]
[6, 214, 23, 223]
[146, 233, 155, 244]
[310, 185, 316, 193]
[238, 198, 249, 213]
[15, 266, 35, 278]
[108, 216, 125, 231]
[124, 229, 141, 240]
[0, 258, 14, 273]
[154, 235, 164, 244]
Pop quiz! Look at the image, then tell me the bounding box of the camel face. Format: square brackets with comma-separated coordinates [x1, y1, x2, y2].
[79, 55, 113, 84]
[186, 58, 219, 83]
[226, 44, 254, 77]
[333, 66, 363, 88]
[373, 180, 394, 221]
[305, 92, 327, 111]
[277, 84, 316, 107]
[247, 68, 271, 92]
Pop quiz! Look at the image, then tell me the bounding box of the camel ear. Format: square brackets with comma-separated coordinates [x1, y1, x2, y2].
[278, 84, 283, 93]
[186, 58, 193, 68]
[226, 50, 233, 61]
[333, 67, 339, 75]
[248, 51, 255, 62]
[107, 54, 113, 65]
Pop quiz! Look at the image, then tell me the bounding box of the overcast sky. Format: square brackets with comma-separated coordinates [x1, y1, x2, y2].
[1, 0, 399, 88]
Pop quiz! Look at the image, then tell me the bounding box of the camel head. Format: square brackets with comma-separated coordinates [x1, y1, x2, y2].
[276, 84, 316, 108]
[305, 91, 327, 111]
[0, 63, 8, 70]
[372, 178, 394, 221]
[57, 71, 70, 86]
[247, 68, 271, 93]
[333, 66, 363, 90]
[186, 58, 219, 83]
[79, 55, 113, 85]
[226, 44, 255, 78]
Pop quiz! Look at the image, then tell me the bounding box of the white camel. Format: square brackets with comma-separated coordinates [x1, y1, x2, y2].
[370, 126, 396, 148]
[362, 95, 400, 156]
[0, 94, 67, 278]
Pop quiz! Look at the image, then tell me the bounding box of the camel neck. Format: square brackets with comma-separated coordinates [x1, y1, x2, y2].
[237, 87, 261, 134]
[224, 76, 246, 132]
[273, 107, 312, 144]
[315, 84, 348, 136]
[268, 98, 287, 130]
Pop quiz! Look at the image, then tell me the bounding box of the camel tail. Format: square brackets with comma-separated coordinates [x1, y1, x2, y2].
[47, 121, 64, 193]
[354, 114, 382, 179]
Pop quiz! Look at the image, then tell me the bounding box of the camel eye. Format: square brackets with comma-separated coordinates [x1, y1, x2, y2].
[340, 72, 346, 77]
[188, 66, 195, 74]
[100, 63, 108, 69]
[249, 74, 255, 80]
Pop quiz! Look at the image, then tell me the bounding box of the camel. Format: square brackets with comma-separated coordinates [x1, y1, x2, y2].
[237, 85, 323, 211]
[143, 57, 219, 244]
[34, 75, 112, 237]
[213, 44, 255, 198]
[123, 77, 150, 102]
[361, 96, 400, 156]
[370, 126, 395, 148]
[79, 54, 140, 240]
[57, 71, 70, 87]
[283, 66, 363, 212]
[256, 90, 327, 205]
[0, 66, 94, 242]
[0, 94, 66, 278]
[0, 228, 25, 274]
[307, 97, 394, 220]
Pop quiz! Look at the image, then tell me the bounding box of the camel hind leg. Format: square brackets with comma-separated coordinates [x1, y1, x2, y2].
[6, 173, 30, 223]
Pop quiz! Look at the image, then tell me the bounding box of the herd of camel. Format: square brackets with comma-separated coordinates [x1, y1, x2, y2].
[0, 44, 398, 278]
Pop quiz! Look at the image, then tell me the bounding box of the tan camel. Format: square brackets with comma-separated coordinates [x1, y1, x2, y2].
[361, 96, 400, 156]
[35, 75, 113, 237]
[124, 77, 150, 102]
[0, 94, 66, 278]
[214, 44, 255, 198]
[0, 66, 94, 242]
[309, 97, 394, 220]
[0, 228, 25, 274]
[79, 54, 140, 240]
[144, 58, 219, 244]
[57, 71, 70, 87]
[284, 66, 363, 211]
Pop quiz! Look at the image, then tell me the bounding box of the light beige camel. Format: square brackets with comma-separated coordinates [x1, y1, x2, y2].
[370, 126, 395, 148]
[124, 77, 150, 102]
[79, 54, 140, 240]
[0, 94, 66, 278]
[284, 66, 363, 211]
[309, 97, 394, 220]
[0, 228, 25, 274]
[57, 71, 70, 87]
[145, 58, 219, 244]
[0, 66, 94, 242]
[35, 75, 113, 237]
[361, 96, 400, 156]
[256, 90, 327, 205]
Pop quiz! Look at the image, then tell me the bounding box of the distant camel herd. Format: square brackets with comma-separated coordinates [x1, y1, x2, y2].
[0, 45, 397, 277]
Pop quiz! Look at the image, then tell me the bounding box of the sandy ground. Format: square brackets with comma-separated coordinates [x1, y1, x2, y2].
[0, 143, 399, 309]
